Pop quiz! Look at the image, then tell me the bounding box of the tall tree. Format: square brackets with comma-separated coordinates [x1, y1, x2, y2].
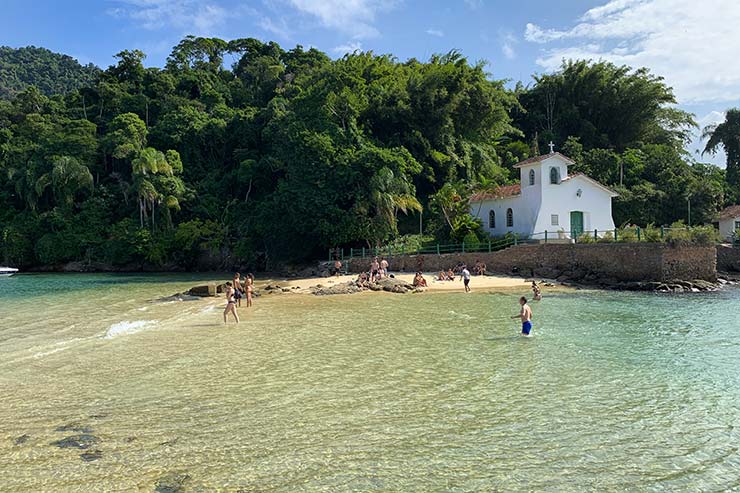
[702, 108, 740, 192]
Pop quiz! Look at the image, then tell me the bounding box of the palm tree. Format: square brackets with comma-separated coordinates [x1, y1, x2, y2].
[703, 108, 740, 189]
[131, 148, 170, 229]
[37, 156, 93, 207]
[369, 167, 422, 244]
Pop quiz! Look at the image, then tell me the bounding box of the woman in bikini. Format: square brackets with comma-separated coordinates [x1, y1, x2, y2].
[245, 276, 254, 308]
[224, 281, 240, 324]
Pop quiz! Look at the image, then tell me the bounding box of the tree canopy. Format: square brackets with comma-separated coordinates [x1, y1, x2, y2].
[0, 40, 733, 270]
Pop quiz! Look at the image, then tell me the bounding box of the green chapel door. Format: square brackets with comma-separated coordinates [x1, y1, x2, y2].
[570, 211, 584, 238]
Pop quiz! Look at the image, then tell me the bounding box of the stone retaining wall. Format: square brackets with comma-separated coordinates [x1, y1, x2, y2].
[346, 243, 716, 283]
[717, 245, 740, 272]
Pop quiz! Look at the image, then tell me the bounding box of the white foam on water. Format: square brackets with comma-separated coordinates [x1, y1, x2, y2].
[137, 307, 148, 311]
[33, 346, 71, 359]
[199, 305, 216, 314]
[104, 320, 158, 339]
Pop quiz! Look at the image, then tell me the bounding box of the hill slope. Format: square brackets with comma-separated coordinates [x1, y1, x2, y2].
[0, 46, 100, 98]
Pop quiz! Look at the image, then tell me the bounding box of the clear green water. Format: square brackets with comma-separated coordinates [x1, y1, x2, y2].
[1, 274, 739, 492]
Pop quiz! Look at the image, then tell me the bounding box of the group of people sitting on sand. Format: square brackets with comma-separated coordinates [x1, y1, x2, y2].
[223, 272, 255, 323]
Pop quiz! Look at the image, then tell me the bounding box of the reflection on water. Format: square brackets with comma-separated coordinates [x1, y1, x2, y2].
[1, 274, 740, 491]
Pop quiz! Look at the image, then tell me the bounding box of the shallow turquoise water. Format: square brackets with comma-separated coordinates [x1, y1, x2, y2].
[1, 274, 739, 491]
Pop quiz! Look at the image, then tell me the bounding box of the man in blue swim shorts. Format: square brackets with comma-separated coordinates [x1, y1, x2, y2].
[512, 296, 533, 336]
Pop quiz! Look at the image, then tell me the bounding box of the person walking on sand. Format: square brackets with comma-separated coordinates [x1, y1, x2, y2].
[370, 257, 380, 282]
[512, 296, 533, 336]
[224, 281, 240, 324]
[460, 264, 471, 293]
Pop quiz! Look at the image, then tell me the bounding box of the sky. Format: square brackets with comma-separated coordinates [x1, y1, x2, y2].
[2, 0, 738, 166]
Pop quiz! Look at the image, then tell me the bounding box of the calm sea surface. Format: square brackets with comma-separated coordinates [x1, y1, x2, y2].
[1, 274, 739, 492]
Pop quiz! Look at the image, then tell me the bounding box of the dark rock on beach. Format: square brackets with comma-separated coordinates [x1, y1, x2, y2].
[155, 473, 191, 493]
[51, 434, 99, 450]
[188, 284, 218, 297]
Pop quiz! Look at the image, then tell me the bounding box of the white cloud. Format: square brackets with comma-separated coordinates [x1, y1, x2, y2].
[333, 41, 363, 54]
[524, 0, 740, 103]
[285, 0, 398, 39]
[109, 0, 229, 34]
[464, 0, 483, 9]
[426, 29, 444, 37]
[259, 16, 293, 40]
[500, 32, 517, 60]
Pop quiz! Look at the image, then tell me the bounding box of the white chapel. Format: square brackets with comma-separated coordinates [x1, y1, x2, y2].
[470, 146, 618, 240]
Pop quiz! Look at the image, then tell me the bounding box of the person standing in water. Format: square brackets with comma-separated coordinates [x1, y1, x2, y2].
[380, 257, 389, 278]
[532, 281, 542, 301]
[460, 264, 471, 293]
[245, 276, 254, 308]
[232, 272, 244, 307]
[512, 296, 532, 336]
[224, 281, 240, 324]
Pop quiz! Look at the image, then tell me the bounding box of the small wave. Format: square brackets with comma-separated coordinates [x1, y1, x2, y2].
[33, 346, 70, 358]
[199, 305, 216, 314]
[104, 320, 157, 339]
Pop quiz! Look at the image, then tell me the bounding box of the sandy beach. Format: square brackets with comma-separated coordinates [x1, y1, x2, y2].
[273, 272, 537, 293]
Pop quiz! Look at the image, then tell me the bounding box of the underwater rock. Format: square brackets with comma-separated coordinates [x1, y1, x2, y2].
[80, 449, 103, 462]
[14, 434, 30, 445]
[155, 473, 191, 493]
[55, 423, 93, 433]
[51, 434, 99, 450]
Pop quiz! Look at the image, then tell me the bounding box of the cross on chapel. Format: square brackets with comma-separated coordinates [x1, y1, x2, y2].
[548, 141, 555, 153]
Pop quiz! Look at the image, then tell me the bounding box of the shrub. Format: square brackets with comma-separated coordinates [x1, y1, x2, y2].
[689, 225, 720, 245]
[616, 227, 638, 242]
[597, 231, 615, 243]
[642, 223, 664, 242]
[577, 231, 596, 243]
[462, 231, 481, 250]
[665, 221, 692, 245]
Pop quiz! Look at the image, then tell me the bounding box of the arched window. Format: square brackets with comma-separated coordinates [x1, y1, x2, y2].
[529, 169, 535, 186]
[506, 208, 513, 227]
[550, 167, 561, 184]
[489, 210, 496, 228]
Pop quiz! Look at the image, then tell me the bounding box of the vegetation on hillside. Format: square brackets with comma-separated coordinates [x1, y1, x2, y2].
[0, 37, 735, 270]
[0, 46, 100, 99]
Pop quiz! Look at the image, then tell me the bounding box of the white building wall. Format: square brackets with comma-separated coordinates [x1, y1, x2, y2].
[472, 195, 539, 237]
[471, 154, 616, 240]
[719, 217, 740, 240]
[532, 176, 615, 238]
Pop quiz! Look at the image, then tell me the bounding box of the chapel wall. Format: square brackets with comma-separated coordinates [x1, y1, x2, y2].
[344, 243, 717, 283]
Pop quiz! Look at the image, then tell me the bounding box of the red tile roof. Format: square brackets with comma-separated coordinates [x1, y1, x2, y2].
[512, 152, 574, 168]
[469, 184, 521, 203]
[719, 205, 740, 220]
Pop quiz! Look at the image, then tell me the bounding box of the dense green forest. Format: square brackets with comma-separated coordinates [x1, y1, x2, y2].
[0, 39, 736, 270]
[0, 46, 100, 99]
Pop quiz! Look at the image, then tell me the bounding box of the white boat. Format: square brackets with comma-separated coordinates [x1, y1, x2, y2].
[0, 267, 19, 277]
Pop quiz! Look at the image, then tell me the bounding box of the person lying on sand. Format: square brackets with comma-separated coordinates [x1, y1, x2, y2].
[438, 271, 447, 281]
[447, 268, 455, 281]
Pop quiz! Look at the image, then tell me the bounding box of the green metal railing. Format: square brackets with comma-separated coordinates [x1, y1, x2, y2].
[329, 235, 517, 260]
[330, 226, 718, 260]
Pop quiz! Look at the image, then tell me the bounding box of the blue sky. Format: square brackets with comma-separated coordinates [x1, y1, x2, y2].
[2, 0, 738, 165]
